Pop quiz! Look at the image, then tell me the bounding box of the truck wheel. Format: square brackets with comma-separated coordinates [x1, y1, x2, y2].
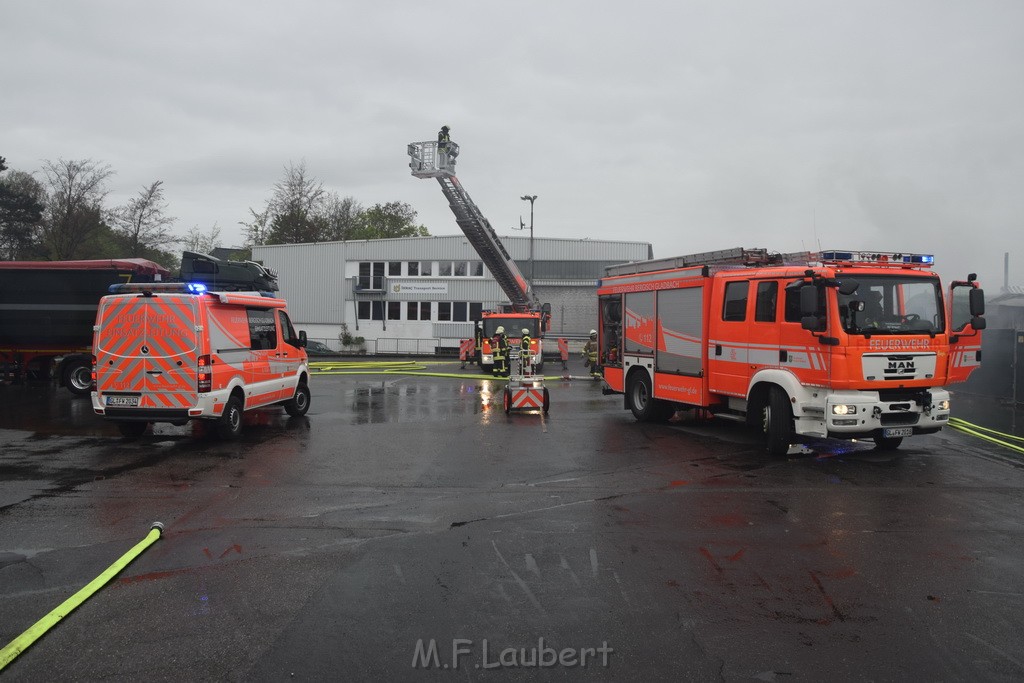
[216, 396, 244, 439]
[874, 436, 903, 451]
[117, 421, 148, 439]
[627, 372, 674, 422]
[284, 382, 311, 417]
[763, 386, 794, 456]
[542, 387, 550, 413]
[503, 387, 512, 414]
[64, 360, 93, 396]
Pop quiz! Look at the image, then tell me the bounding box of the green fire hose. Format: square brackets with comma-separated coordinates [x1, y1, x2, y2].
[0, 522, 164, 671]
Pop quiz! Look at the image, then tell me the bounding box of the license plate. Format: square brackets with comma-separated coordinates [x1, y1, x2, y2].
[105, 396, 140, 407]
[883, 427, 913, 438]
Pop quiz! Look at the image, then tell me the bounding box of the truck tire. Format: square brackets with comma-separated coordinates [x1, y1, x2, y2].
[117, 421, 148, 439]
[763, 386, 794, 456]
[63, 359, 93, 396]
[216, 395, 244, 439]
[503, 387, 512, 414]
[284, 382, 311, 417]
[874, 436, 903, 451]
[542, 387, 550, 414]
[627, 371, 674, 423]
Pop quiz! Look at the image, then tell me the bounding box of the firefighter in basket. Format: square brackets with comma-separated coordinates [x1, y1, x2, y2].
[582, 329, 600, 376]
[492, 326, 509, 377]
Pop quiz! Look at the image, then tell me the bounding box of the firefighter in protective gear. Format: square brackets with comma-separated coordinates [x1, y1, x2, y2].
[520, 327, 532, 374]
[473, 320, 484, 364]
[492, 326, 509, 377]
[583, 329, 600, 375]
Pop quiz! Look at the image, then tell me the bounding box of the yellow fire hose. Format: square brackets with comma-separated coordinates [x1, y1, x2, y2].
[308, 359, 569, 380]
[0, 522, 164, 672]
[948, 417, 1024, 456]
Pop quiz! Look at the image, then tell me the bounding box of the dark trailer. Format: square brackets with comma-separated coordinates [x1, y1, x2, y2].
[0, 258, 170, 395]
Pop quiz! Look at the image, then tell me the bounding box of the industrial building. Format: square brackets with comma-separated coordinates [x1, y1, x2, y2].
[252, 235, 652, 354]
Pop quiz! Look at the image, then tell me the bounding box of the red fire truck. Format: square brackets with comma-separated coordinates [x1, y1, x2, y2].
[596, 247, 985, 455]
[409, 137, 553, 373]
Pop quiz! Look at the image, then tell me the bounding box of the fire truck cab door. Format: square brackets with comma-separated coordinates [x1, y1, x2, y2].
[947, 281, 982, 384]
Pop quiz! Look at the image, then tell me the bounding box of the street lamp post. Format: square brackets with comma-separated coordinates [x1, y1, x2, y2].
[518, 194, 537, 288]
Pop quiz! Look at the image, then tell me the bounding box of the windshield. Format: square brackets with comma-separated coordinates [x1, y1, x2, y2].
[482, 317, 538, 337]
[836, 275, 943, 335]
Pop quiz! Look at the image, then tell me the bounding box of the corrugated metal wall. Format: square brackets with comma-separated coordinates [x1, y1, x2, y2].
[252, 236, 652, 336]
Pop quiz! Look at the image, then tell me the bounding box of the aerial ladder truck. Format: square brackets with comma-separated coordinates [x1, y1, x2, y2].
[408, 134, 556, 375]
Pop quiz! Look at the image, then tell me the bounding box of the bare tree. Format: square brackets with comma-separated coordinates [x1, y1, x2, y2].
[317, 193, 365, 241]
[112, 180, 177, 257]
[40, 159, 114, 260]
[263, 160, 326, 245]
[241, 207, 270, 247]
[184, 223, 222, 254]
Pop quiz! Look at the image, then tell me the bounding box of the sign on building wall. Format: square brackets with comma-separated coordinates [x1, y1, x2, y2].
[391, 281, 450, 295]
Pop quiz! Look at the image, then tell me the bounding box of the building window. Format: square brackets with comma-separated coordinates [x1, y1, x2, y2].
[454, 261, 467, 277]
[387, 301, 402, 320]
[358, 262, 385, 290]
[470, 302, 483, 319]
[408, 261, 419, 276]
[419, 261, 432, 276]
[388, 261, 402, 276]
[358, 301, 384, 320]
[471, 261, 483, 277]
[439, 261, 453, 276]
[407, 301, 431, 321]
[453, 301, 468, 322]
[438, 302, 452, 321]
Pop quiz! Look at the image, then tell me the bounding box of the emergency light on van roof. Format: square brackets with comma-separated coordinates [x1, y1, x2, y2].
[108, 282, 209, 294]
[820, 251, 935, 266]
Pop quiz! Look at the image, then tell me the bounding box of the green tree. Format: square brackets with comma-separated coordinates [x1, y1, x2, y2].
[0, 157, 46, 260]
[112, 180, 178, 257]
[316, 193, 365, 241]
[354, 201, 429, 239]
[40, 158, 114, 260]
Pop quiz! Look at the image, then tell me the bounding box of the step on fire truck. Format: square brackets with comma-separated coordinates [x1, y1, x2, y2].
[408, 134, 559, 375]
[596, 247, 986, 455]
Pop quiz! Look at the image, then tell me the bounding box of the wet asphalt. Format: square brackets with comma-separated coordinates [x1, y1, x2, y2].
[2, 362, 1024, 681]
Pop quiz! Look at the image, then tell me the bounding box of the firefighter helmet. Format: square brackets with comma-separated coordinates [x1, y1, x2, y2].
[522, 328, 529, 336]
[441, 125, 450, 132]
[495, 326, 505, 334]
[590, 329, 597, 336]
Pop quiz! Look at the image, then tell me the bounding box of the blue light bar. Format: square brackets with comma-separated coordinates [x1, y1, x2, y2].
[187, 283, 208, 294]
[108, 282, 212, 294]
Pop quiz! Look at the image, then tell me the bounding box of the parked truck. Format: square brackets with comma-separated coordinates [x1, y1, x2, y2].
[596, 247, 986, 455]
[0, 258, 170, 395]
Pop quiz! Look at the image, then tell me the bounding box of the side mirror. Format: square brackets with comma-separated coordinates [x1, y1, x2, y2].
[299, 330, 308, 347]
[799, 286, 818, 316]
[801, 315, 825, 332]
[971, 316, 986, 330]
[838, 279, 860, 296]
[969, 288, 985, 316]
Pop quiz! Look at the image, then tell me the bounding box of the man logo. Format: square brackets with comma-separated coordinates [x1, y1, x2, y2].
[885, 360, 915, 375]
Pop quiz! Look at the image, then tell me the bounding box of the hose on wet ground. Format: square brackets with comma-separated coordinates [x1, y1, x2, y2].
[309, 360, 590, 381]
[948, 417, 1024, 457]
[0, 522, 164, 672]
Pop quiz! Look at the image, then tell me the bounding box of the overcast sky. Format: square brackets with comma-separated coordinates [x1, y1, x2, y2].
[2, 1, 1022, 286]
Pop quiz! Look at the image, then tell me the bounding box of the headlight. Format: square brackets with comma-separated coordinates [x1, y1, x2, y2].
[831, 404, 858, 415]
[937, 399, 950, 411]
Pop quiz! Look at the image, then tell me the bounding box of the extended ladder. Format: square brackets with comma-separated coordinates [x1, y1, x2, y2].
[408, 140, 536, 312]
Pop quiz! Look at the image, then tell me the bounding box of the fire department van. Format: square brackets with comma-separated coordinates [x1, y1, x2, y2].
[91, 282, 311, 438]
[597, 248, 986, 455]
